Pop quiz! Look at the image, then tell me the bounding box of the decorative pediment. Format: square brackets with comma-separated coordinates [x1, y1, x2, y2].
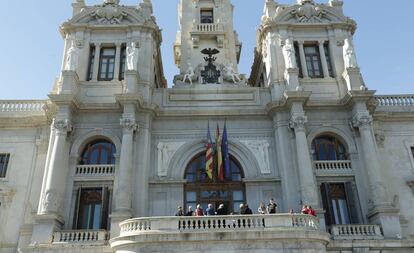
[269, 2, 352, 25]
[65, 3, 155, 27]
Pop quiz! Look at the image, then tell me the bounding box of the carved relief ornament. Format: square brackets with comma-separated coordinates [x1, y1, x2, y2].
[92, 1, 128, 24]
[351, 114, 373, 129]
[289, 115, 308, 131]
[157, 142, 185, 177]
[120, 118, 138, 132]
[241, 140, 271, 175]
[291, 1, 327, 23]
[53, 119, 73, 133]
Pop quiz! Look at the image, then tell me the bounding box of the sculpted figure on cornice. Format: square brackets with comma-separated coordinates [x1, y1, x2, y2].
[223, 62, 242, 83]
[282, 38, 297, 69]
[291, 0, 327, 23]
[343, 38, 359, 68]
[64, 40, 80, 71]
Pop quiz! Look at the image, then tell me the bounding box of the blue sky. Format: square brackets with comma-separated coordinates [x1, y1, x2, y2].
[0, 0, 413, 99]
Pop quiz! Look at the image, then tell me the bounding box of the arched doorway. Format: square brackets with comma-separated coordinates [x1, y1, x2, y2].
[184, 153, 246, 214]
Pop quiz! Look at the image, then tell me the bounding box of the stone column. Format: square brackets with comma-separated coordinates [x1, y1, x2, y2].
[114, 43, 122, 81]
[318, 40, 330, 78]
[39, 119, 73, 216]
[351, 113, 388, 205]
[115, 118, 138, 215]
[92, 43, 101, 81]
[297, 41, 308, 79]
[289, 112, 319, 207]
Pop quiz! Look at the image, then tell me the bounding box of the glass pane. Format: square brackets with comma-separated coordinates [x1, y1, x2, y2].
[92, 204, 102, 229]
[338, 199, 350, 224]
[233, 191, 243, 201]
[186, 192, 196, 202]
[81, 204, 92, 229]
[304, 46, 317, 54]
[332, 200, 340, 224]
[90, 150, 99, 164]
[102, 48, 116, 56]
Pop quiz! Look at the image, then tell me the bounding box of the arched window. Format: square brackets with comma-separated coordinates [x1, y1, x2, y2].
[312, 135, 348, 161]
[80, 139, 116, 165]
[184, 153, 245, 214]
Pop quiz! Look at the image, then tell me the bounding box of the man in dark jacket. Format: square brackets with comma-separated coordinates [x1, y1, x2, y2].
[216, 204, 227, 215]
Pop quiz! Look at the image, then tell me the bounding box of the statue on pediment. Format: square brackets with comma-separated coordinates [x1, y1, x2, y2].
[282, 38, 297, 69]
[223, 62, 241, 83]
[343, 38, 358, 68]
[183, 62, 195, 85]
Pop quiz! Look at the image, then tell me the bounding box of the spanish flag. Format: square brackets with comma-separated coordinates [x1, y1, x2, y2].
[205, 123, 214, 180]
[216, 124, 224, 182]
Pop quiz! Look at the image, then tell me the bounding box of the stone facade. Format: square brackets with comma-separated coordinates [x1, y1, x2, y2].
[0, 0, 413, 252]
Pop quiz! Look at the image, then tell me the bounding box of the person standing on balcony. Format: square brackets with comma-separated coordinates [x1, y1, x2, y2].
[301, 205, 310, 215]
[186, 206, 194, 216]
[216, 204, 227, 215]
[258, 201, 267, 214]
[195, 204, 204, 216]
[205, 203, 215, 216]
[308, 206, 317, 217]
[244, 204, 253, 215]
[175, 206, 185, 216]
[267, 198, 277, 214]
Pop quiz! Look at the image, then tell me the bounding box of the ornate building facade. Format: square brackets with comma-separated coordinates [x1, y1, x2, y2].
[0, 0, 413, 252]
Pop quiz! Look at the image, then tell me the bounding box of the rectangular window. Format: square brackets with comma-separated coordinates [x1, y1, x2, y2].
[411, 147, 414, 159]
[304, 45, 323, 78]
[294, 43, 303, 78]
[324, 43, 334, 77]
[119, 45, 126, 81]
[321, 182, 360, 226]
[200, 9, 214, 24]
[87, 45, 96, 81]
[0, 154, 10, 178]
[74, 187, 111, 230]
[98, 48, 116, 81]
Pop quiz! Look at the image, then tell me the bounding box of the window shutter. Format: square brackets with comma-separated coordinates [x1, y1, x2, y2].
[320, 183, 334, 226]
[73, 187, 82, 229]
[345, 182, 360, 224]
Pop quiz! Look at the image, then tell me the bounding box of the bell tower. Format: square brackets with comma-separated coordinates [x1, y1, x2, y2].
[173, 0, 243, 85]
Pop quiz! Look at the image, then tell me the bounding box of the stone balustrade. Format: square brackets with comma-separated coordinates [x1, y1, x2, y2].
[119, 214, 319, 236]
[375, 95, 414, 107]
[53, 230, 109, 244]
[0, 100, 46, 112]
[313, 160, 353, 175]
[330, 224, 383, 240]
[195, 23, 223, 33]
[75, 164, 115, 177]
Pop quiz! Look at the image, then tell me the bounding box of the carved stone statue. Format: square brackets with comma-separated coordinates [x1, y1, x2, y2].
[64, 40, 79, 71]
[223, 62, 241, 83]
[282, 39, 297, 69]
[126, 42, 139, 71]
[343, 38, 358, 68]
[157, 142, 185, 177]
[182, 62, 195, 85]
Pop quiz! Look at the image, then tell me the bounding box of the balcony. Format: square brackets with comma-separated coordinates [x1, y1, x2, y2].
[53, 230, 109, 245]
[74, 164, 115, 180]
[330, 224, 383, 240]
[375, 95, 414, 107]
[190, 23, 225, 48]
[313, 160, 353, 176]
[110, 214, 330, 252]
[194, 23, 223, 33]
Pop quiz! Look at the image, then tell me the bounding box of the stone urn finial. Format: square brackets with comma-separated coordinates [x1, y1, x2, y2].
[297, 0, 314, 4]
[104, 0, 120, 5]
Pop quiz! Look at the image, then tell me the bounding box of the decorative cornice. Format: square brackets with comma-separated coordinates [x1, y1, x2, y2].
[289, 114, 308, 131]
[351, 113, 373, 129]
[120, 118, 138, 133]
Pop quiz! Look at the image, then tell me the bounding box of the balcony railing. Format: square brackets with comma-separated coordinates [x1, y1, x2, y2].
[53, 230, 109, 244]
[375, 95, 414, 107]
[194, 23, 223, 33]
[313, 160, 353, 175]
[119, 214, 319, 236]
[330, 224, 383, 240]
[0, 100, 46, 112]
[75, 164, 115, 177]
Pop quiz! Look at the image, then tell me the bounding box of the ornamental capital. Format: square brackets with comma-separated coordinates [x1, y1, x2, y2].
[351, 114, 373, 129]
[53, 119, 73, 133]
[120, 118, 138, 132]
[289, 115, 308, 131]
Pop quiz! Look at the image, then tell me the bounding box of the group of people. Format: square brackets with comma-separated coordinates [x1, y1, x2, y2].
[175, 199, 317, 217]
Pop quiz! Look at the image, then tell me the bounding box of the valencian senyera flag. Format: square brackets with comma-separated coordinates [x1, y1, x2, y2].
[222, 122, 230, 181]
[205, 122, 214, 179]
[216, 124, 224, 181]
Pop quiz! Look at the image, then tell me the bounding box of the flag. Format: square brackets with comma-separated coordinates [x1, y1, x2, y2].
[205, 123, 214, 179]
[222, 122, 230, 180]
[216, 124, 224, 181]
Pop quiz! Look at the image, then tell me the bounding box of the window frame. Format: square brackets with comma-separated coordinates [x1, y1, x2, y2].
[0, 153, 11, 178]
[98, 47, 116, 81]
[200, 9, 214, 24]
[80, 139, 116, 165]
[72, 183, 113, 230]
[304, 44, 323, 78]
[119, 45, 126, 81]
[312, 135, 348, 161]
[323, 43, 335, 77]
[86, 45, 96, 81]
[184, 153, 246, 214]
